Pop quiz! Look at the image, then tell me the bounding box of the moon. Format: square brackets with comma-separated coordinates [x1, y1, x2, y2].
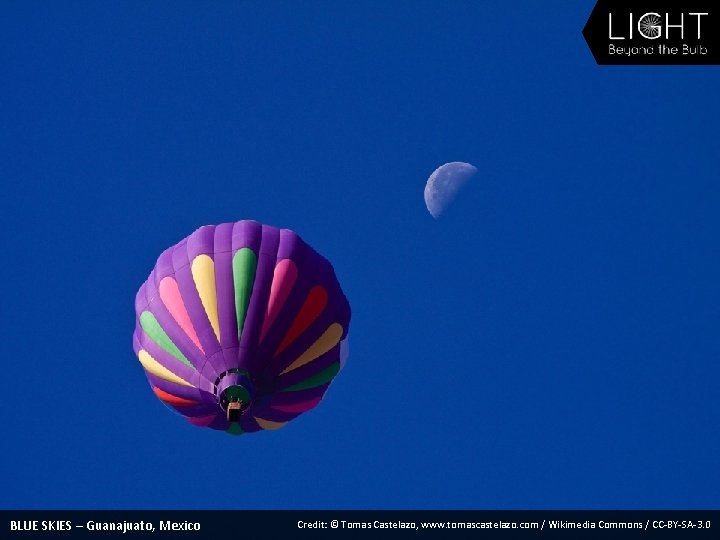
[424, 162, 477, 219]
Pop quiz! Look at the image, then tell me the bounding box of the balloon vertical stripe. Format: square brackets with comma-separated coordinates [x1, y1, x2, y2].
[159, 276, 205, 354]
[271, 396, 322, 413]
[137, 350, 194, 387]
[187, 415, 216, 427]
[255, 418, 286, 430]
[191, 254, 220, 342]
[226, 423, 243, 436]
[282, 362, 340, 392]
[153, 387, 200, 406]
[259, 259, 298, 342]
[280, 323, 344, 374]
[232, 247, 257, 339]
[274, 286, 328, 357]
[139, 311, 195, 369]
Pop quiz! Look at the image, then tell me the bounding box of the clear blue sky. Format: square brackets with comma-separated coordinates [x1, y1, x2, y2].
[2, 2, 718, 510]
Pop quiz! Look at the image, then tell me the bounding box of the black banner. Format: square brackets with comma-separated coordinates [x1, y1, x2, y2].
[583, 1, 720, 64]
[3, 510, 718, 538]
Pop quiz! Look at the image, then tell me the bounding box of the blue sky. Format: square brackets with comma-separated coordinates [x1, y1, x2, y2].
[2, 2, 718, 509]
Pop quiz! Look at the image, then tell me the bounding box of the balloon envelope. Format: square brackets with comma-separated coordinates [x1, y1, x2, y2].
[133, 220, 351, 435]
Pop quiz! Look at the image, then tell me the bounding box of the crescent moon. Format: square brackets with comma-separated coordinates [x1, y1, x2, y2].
[424, 162, 477, 219]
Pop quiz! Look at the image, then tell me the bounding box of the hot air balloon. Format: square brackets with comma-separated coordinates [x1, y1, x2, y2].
[132, 220, 351, 435]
